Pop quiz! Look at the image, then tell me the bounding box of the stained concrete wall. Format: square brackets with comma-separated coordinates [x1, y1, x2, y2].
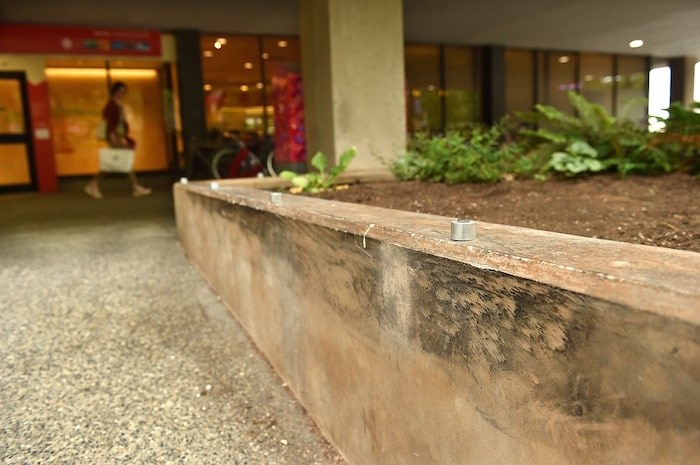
[174, 178, 700, 465]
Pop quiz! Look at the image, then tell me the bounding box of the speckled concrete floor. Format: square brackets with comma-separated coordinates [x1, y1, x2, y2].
[0, 176, 346, 465]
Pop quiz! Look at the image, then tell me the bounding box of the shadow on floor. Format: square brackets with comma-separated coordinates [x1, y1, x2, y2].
[0, 174, 177, 231]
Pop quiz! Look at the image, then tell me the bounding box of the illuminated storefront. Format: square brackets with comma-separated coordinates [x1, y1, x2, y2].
[199, 33, 304, 166]
[0, 23, 663, 193]
[0, 24, 175, 193]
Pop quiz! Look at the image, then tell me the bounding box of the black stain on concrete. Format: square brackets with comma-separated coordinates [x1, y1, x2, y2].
[206, 197, 700, 435]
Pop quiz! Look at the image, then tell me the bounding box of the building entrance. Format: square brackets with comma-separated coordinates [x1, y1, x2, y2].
[0, 71, 36, 192]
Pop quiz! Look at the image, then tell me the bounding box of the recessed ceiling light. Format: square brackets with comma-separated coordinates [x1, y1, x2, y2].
[240, 84, 249, 92]
[629, 39, 644, 48]
[217, 38, 228, 45]
[256, 82, 264, 89]
[558, 55, 570, 64]
[277, 40, 288, 48]
[203, 84, 212, 91]
[214, 41, 222, 50]
[244, 62, 253, 69]
[203, 50, 213, 57]
[261, 53, 269, 60]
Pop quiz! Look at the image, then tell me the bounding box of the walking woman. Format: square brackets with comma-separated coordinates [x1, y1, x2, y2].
[85, 81, 151, 198]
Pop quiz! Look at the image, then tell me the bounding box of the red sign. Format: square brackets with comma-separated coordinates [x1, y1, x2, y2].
[0, 24, 161, 57]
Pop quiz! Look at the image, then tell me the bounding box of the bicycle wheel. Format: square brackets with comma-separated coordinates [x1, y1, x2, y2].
[265, 150, 279, 177]
[211, 145, 263, 179]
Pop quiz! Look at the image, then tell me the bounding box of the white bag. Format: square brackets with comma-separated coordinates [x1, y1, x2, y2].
[99, 148, 134, 173]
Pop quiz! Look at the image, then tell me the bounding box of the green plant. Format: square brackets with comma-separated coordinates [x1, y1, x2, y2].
[393, 124, 523, 184]
[280, 148, 357, 193]
[651, 102, 700, 174]
[513, 91, 673, 177]
[547, 140, 607, 176]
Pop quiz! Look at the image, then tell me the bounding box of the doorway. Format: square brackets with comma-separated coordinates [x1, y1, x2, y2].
[0, 72, 36, 192]
[44, 59, 172, 177]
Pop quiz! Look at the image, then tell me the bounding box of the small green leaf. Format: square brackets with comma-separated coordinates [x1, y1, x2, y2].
[311, 152, 327, 172]
[338, 147, 356, 170]
[279, 170, 297, 180]
[330, 147, 357, 178]
[568, 140, 598, 158]
[291, 176, 310, 188]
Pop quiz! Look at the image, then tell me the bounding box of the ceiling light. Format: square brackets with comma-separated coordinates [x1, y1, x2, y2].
[203, 84, 212, 91]
[214, 41, 222, 49]
[558, 56, 570, 64]
[45, 68, 157, 78]
[427, 85, 436, 91]
[217, 38, 228, 45]
[584, 74, 594, 82]
[240, 84, 249, 92]
[277, 40, 288, 48]
[629, 39, 644, 48]
[244, 62, 253, 69]
[203, 50, 213, 57]
[261, 53, 269, 60]
[256, 82, 264, 89]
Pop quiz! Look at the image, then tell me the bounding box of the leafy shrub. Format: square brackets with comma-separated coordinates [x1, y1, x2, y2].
[651, 102, 700, 174]
[393, 124, 523, 183]
[514, 91, 674, 177]
[393, 93, 700, 184]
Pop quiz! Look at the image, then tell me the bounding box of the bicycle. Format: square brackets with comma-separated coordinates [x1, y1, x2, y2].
[183, 135, 264, 180]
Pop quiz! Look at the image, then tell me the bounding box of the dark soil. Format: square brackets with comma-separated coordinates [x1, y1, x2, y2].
[315, 172, 700, 253]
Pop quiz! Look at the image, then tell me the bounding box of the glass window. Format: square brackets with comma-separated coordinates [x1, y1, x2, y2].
[0, 77, 31, 186]
[580, 53, 613, 114]
[200, 34, 265, 137]
[0, 143, 31, 186]
[617, 55, 648, 125]
[0, 79, 25, 134]
[648, 66, 671, 132]
[695, 61, 700, 102]
[536, 51, 546, 106]
[405, 44, 441, 133]
[444, 46, 481, 131]
[262, 36, 303, 164]
[546, 52, 577, 114]
[505, 49, 534, 115]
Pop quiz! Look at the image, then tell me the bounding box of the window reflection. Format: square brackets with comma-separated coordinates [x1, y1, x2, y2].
[444, 46, 481, 131]
[617, 55, 647, 125]
[579, 53, 614, 114]
[200, 34, 303, 162]
[405, 44, 441, 133]
[262, 37, 303, 165]
[505, 49, 534, 114]
[200, 34, 265, 137]
[547, 52, 577, 114]
[0, 79, 25, 134]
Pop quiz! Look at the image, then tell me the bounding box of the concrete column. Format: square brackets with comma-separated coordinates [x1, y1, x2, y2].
[299, 0, 406, 172]
[173, 30, 208, 145]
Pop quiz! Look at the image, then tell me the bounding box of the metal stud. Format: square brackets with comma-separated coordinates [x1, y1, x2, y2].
[451, 218, 477, 241]
[269, 192, 283, 204]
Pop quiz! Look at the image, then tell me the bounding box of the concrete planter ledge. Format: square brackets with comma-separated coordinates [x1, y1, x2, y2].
[174, 175, 699, 465]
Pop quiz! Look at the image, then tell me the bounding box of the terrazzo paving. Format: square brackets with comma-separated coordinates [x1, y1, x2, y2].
[0, 177, 346, 465]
